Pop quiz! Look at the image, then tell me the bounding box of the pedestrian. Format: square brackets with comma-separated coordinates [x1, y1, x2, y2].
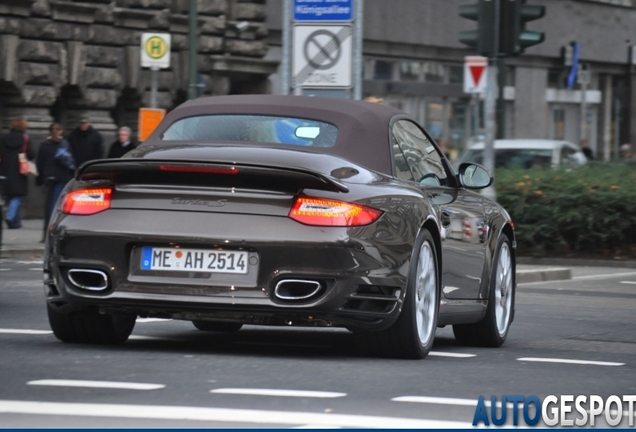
[107, 126, 137, 158]
[620, 144, 633, 161]
[580, 139, 594, 161]
[67, 117, 103, 167]
[0, 117, 36, 229]
[437, 138, 451, 160]
[36, 123, 76, 239]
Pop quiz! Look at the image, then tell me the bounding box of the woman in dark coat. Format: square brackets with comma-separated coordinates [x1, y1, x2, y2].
[36, 123, 76, 237]
[0, 118, 35, 229]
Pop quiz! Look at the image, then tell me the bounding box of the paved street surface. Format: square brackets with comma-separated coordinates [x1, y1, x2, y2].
[0, 259, 635, 428]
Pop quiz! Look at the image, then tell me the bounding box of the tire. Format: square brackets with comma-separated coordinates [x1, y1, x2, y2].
[453, 235, 514, 347]
[47, 303, 136, 344]
[192, 320, 243, 332]
[356, 229, 439, 359]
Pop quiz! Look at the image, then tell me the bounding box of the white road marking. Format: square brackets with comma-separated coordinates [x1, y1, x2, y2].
[135, 318, 172, 323]
[0, 329, 52, 335]
[0, 269, 8, 271]
[392, 396, 509, 408]
[27, 380, 164, 390]
[393, 396, 478, 406]
[29, 268, 42, 271]
[128, 335, 182, 342]
[0, 400, 471, 428]
[429, 351, 476, 358]
[519, 271, 636, 285]
[619, 281, 636, 285]
[573, 271, 636, 280]
[232, 341, 331, 349]
[211, 388, 346, 398]
[517, 357, 624, 366]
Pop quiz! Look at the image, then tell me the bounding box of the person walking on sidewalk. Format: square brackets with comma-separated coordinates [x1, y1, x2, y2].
[68, 117, 104, 167]
[0, 118, 36, 229]
[107, 126, 137, 158]
[36, 123, 76, 239]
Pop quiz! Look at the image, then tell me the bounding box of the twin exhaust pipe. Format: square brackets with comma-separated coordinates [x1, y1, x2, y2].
[67, 270, 322, 301]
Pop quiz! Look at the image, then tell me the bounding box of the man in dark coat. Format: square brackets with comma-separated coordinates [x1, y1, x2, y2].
[36, 123, 76, 240]
[67, 117, 104, 167]
[107, 126, 137, 158]
[0, 118, 35, 229]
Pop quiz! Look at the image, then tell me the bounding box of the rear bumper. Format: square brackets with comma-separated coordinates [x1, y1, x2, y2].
[45, 209, 412, 330]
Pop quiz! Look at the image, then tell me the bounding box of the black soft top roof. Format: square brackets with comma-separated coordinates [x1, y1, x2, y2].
[146, 94, 410, 174]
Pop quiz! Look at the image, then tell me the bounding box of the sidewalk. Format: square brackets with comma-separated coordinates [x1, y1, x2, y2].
[1, 218, 44, 260]
[0, 219, 573, 283]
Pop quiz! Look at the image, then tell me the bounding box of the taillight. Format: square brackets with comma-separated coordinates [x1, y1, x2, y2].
[289, 196, 382, 226]
[62, 188, 112, 215]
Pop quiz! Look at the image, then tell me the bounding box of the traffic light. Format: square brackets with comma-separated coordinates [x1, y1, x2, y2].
[459, 1, 497, 56]
[500, 0, 546, 56]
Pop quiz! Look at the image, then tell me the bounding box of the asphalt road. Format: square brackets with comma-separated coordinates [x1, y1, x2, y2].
[0, 259, 635, 428]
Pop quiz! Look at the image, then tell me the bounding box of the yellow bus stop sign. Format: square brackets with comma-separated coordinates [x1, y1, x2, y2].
[141, 33, 171, 69]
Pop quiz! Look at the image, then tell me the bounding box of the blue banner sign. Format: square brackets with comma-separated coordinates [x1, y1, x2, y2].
[293, 0, 354, 22]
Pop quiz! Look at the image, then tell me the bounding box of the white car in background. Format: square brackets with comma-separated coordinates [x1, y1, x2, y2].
[456, 139, 588, 169]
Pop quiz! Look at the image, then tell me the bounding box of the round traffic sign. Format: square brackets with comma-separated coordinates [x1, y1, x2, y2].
[304, 29, 341, 70]
[145, 36, 169, 60]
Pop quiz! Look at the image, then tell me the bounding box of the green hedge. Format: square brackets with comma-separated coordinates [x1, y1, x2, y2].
[495, 163, 636, 258]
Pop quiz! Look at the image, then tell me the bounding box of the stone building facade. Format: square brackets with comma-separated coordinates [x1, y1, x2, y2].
[0, 0, 277, 217]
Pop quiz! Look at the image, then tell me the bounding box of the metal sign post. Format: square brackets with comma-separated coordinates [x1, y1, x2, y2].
[141, 33, 171, 108]
[482, 0, 500, 202]
[578, 63, 591, 143]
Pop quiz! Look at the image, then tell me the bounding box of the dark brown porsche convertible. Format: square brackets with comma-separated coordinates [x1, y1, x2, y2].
[44, 95, 515, 359]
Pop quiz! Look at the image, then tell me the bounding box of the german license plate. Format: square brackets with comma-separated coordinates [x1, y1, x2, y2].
[140, 247, 248, 274]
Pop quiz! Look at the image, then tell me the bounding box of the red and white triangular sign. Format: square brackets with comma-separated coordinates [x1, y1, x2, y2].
[464, 56, 488, 94]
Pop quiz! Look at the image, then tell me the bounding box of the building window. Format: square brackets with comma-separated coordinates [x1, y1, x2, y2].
[423, 62, 446, 83]
[548, 69, 567, 89]
[373, 60, 394, 80]
[449, 65, 463, 84]
[553, 107, 565, 140]
[399, 61, 422, 81]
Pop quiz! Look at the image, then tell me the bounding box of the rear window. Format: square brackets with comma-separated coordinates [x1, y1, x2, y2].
[161, 115, 338, 147]
[462, 149, 553, 169]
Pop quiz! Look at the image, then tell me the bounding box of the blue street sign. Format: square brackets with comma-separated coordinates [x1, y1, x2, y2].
[566, 41, 579, 89]
[293, 0, 354, 22]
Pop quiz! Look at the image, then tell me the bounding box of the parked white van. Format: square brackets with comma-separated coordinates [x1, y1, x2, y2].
[456, 139, 588, 169]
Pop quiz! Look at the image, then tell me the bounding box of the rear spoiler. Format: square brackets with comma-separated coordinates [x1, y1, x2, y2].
[77, 159, 349, 194]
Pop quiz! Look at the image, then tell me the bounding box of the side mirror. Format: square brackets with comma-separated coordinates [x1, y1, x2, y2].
[457, 162, 493, 189]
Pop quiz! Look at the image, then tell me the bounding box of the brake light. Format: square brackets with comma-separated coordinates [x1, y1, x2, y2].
[289, 196, 382, 226]
[62, 188, 112, 215]
[160, 165, 238, 174]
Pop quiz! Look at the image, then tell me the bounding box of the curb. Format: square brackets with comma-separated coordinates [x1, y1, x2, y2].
[516, 267, 571, 284]
[0, 248, 44, 261]
[518, 257, 636, 269]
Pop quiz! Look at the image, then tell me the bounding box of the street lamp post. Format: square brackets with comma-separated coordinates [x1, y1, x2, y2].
[188, 0, 198, 100]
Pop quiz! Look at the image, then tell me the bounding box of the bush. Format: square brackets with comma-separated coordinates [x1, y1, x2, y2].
[495, 163, 636, 258]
